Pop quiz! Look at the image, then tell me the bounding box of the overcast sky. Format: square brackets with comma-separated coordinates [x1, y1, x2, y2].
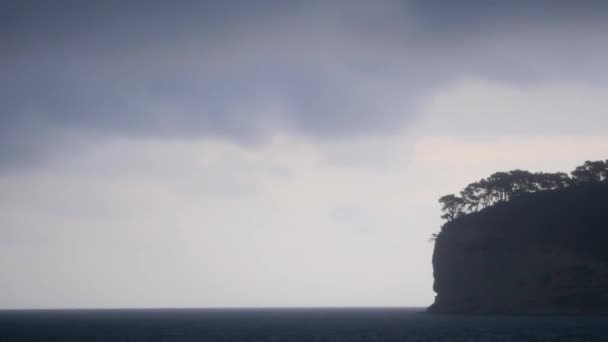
[1, 0, 608, 309]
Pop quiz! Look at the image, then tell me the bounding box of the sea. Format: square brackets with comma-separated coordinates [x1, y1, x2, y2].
[1, 307, 607, 341]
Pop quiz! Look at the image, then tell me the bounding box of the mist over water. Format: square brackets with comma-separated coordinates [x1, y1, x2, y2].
[1, 308, 607, 341]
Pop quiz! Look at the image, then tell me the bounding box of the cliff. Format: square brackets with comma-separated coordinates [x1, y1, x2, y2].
[428, 183, 608, 314]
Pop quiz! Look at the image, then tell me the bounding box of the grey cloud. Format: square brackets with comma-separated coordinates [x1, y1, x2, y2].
[2, 1, 608, 166]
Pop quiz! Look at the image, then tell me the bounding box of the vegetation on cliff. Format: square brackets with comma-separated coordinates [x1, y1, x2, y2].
[438, 160, 608, 223]
[429, 159, 608, 313]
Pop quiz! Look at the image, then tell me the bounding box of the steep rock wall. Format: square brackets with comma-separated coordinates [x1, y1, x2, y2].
[429, 184, 608, 314]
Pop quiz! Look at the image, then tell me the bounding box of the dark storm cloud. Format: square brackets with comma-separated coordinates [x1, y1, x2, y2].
[1, 1, 608, 167]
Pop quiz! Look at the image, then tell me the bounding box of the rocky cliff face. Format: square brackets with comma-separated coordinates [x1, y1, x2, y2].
[429, 183, 608, 314]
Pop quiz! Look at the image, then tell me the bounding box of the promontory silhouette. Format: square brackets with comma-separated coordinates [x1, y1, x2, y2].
[429, 160, 608, 314]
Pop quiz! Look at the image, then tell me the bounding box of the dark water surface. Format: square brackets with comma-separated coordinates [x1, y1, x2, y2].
[1, 308, 607, 341]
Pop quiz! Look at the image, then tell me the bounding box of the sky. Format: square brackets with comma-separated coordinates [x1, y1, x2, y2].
[1, 0, 608, 309]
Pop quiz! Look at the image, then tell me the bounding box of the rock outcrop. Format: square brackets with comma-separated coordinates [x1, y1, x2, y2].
[429, 183, 608, 314]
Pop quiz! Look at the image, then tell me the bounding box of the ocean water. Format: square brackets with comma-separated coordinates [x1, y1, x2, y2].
[1, 308, 607, 341]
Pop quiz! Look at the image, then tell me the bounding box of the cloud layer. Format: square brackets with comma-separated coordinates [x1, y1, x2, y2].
[2, 1, 608, 308]
[2, 1, 608, 167]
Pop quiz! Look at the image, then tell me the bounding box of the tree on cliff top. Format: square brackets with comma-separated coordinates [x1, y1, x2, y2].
[438, 160, 607, 222]
[438, 194, 465, 221]
[571, 160, 608, 183]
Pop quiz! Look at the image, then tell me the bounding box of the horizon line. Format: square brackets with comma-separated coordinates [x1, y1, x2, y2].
[0, 305, 428, 312]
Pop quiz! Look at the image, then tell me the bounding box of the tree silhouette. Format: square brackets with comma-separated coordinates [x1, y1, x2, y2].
[509, 170, 537, 194]
[535, 172, 571, 190]
[437, 160, 606, 222]
[438, 194, 465, 221]
[571, 160, 608, 183]
[461, 182, 483, 212]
